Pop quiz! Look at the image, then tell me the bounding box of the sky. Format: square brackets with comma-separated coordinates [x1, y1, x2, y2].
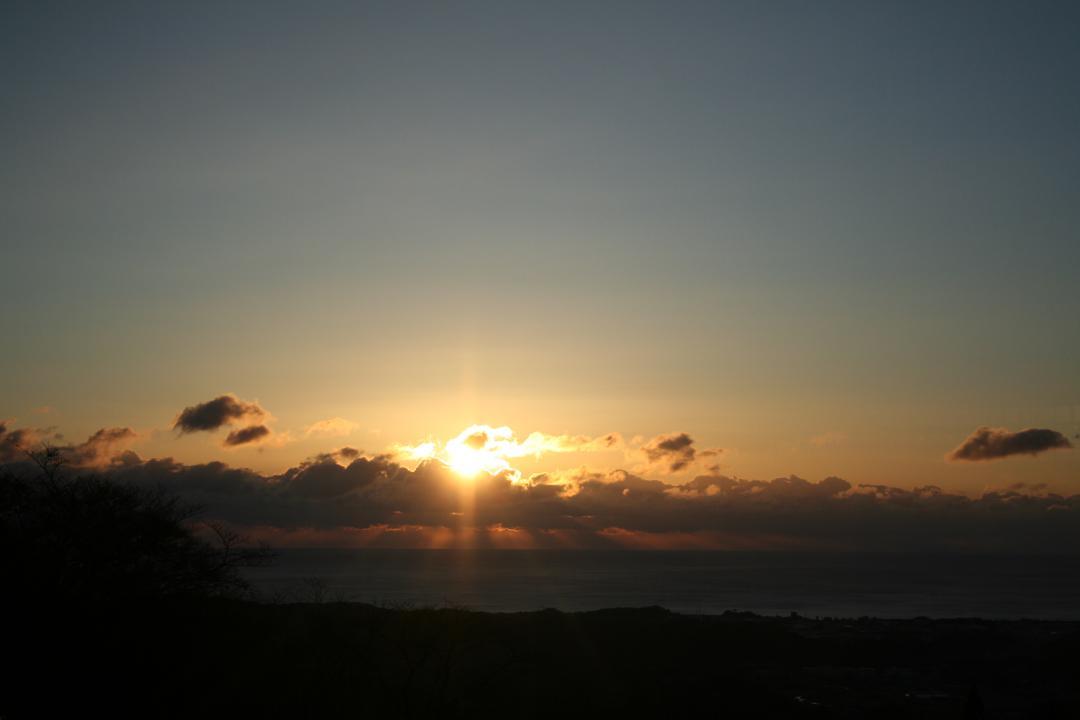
[3, 1, 1079, 511]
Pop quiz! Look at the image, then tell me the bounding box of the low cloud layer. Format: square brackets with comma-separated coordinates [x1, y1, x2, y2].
[4, 416, 1077, 552]
[0, 422, 136, 467]
[947, 426, 1072, 462]
[67, 427, 138, 465]
[3, 442, 1074, 553]
[174, 394, 266, 434]
[0, 422, 44, 463]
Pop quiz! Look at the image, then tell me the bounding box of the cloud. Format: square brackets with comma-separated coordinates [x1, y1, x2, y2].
[675, 474, 852, 500]
[278, 455, 388, 499]
[536, 431, 623, 453]
[223, 425, 272, 447]
[0, 423, 137, 467]
[13, 446, 1062, 553]
[67, 427, 138, 465]
[947, 426, 1072, 462]
[173, 394, 266, 434]
[395, 426, 623, 478]
[304, 417, 359, 438]
[0, 422, 43, 463]
[640, 432, 712, 473]
[6, 419, 1079, 552]
[24, 454, 1080, 547]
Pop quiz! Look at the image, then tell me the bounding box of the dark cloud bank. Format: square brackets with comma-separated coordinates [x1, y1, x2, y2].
[4, 421, 1077, 551]
[4, 446, 1077, 554]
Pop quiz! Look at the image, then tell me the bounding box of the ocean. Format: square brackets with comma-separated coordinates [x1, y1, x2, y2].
[243, 549, 1080, 620]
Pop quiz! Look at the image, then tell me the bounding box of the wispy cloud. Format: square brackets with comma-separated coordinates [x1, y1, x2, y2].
[304, 417, 358, 438]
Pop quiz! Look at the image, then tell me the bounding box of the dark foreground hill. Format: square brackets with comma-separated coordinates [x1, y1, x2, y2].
[3, 462, 1078, 718]
[7, 599, 1080, 719]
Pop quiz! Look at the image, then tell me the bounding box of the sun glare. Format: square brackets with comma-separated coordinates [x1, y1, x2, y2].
[399, 424, 621, 483]
[445, 445, 502, 477]
[402, 425, 528, 480]
[444, 426, 515, 478]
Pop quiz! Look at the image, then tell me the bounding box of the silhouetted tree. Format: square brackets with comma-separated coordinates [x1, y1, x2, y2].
[0, 446, 274, 604]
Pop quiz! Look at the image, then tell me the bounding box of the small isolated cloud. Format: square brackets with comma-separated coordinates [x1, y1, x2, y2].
[173, 394, 266, 434]
[947, 426, 1072, 462]
[304, 417, 359, 438]
[641, 432, 700, 473]
[223, 425, 272, 447]
[564, 432, 623, 452]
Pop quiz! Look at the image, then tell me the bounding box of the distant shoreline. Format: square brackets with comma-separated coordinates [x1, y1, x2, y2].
[243, 547, 1080, 621]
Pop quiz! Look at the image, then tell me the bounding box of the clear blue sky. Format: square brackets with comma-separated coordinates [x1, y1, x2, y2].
[3, 1, 1078, 490]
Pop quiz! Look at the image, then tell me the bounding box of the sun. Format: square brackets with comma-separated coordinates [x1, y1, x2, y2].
[402, 425, 523, 479]
[400, 424, 588, 483]
[444, 426, 513, 477]
[445, 445, 499, 477]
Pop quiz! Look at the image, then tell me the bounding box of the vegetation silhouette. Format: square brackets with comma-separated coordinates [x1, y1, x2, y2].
[2, 451, 1079, 719]
[2, 447, 272, 602]
[2, 447, 273, 717]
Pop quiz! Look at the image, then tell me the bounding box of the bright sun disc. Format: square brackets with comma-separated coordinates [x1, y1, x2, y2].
[444, 426, 512, 477]
[401, 424, 561, 484]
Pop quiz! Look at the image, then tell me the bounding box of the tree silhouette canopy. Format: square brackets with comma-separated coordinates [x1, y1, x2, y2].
[0, 447, 272, 604]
